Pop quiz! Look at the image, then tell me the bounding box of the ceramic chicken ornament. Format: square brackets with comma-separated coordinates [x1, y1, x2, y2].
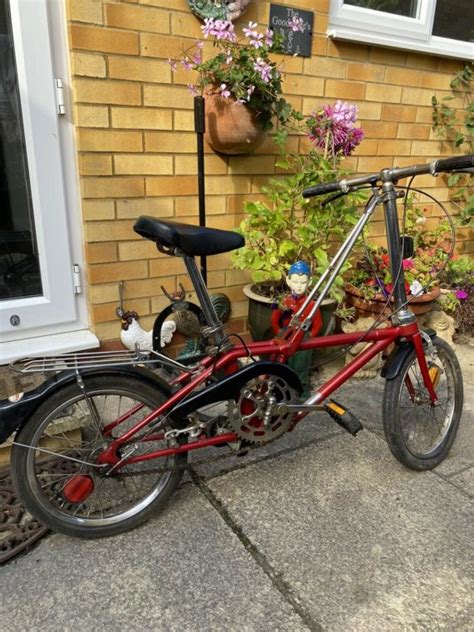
[117, 309, 176, 351]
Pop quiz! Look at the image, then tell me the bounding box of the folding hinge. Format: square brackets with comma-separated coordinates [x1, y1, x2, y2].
[55, 78, 66, 115]
[73, 264, 82, 294]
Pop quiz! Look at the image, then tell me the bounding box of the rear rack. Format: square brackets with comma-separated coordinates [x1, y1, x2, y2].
[10, 348, 193, 375]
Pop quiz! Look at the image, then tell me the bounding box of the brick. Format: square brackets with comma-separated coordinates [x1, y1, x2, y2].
[144, 85, 193, 108]
[206, 214, 244, 230]
[75, 105, 109, 128]
[365, 84, 402, 104]
[74, 79, 141, 105]
[86, 242, 117, 264]
[78, 129, 143, 152]
[125, 276, 176, 298]
[118, 240, 160, 260]
[83, 200, 115, 220]
[206, 252, 231, 271]
[369, 47, 406, 67]
[86, 220, 139, 242]
[416, 107, 434, 124]
[141, 33, 191, 59]
[175, 195, 225, 216]
[106, 3, 170, 34]
[116, 196, 174, 218]
[311, 35, 327, 56]
[228, 156, 275, 175]
[284, 75, 324, 96]
[68, 0, 103, 24]
[397, 124, 431, 140]
[71, 52, 106, 78]
[303, 57, 346, 78]
[226, 194, 265, 214]
[138, 0, 189, 9]
[111, 107, 172, 130]
[145, 131, 197, 152]
[89, 283, 120, 304]
[346, 63, 385, 83]
[381, 104, 417, 122]
[419, 73, 454, 90]
[108, 57, 171, 84]
[384, 67, 420, 87]
[357, 156, 394, 172]
[203, 177, 251, 196]
[377, 139, 411, 156]
[401, 87, 434, 107]
[93, 322, 121, 341]
[171, 13, 202, 38]
[361, 121, 398, 139]
[277, 55, 303, 74]
[327, 40, 370, 62]
[150, 258, 186, 277]
[70, 25, 138, 55]
[80, 154, 113, 175]
[406, 53, 438, 71]
[411, 141, 444, 156]
[351, 139, 378, 156]
[93, 298, 149, 324]
[114, 154, 173, 175]
[146, 175, 198, 196]
[83, 177, 145, 199]
[355, 101, 382, 121]
[325, 79, 365, 100]
[89, 260, 148, 283]
[175, 155, 228, 175]
[174, 110, 195, 131]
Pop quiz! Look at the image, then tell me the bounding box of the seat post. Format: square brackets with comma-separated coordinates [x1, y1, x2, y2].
[183, 255, 226, 345]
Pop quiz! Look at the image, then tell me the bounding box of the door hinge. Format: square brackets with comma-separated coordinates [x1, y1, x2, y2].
[73, 264, 82, 294]
[55, 78, 66, 116]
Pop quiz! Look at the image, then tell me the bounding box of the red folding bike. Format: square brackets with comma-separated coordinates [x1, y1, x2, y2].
[5, 154, 472, 538]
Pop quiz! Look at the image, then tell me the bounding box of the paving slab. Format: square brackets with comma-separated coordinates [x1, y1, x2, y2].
[209, 431, 473, 631]
[0, 485, 307, 632]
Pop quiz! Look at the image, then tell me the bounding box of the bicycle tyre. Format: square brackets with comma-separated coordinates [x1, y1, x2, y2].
[382, 337, 463, 471]
[11, 374, 187, 538]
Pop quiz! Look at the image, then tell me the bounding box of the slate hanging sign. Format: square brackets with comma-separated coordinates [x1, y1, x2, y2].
[269, 4, 314, 57]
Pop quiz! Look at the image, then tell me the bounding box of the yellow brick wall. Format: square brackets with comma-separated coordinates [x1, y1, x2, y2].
[66, 0, 471, 343]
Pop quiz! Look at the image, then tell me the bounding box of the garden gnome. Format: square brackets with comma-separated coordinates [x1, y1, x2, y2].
[271, 261, 323, 396]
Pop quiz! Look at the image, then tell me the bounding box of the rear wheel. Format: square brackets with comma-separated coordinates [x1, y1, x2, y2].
[11, 375, 186, 538]
[382, 337, 463, 470]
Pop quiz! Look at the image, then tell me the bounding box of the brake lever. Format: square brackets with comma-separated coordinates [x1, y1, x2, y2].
[321, 191, 349, 207]
[452, 167, 474, 174]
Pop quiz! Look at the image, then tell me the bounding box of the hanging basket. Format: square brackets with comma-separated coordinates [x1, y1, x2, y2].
[345, 283, 440, 319]
[204, 92, 267, 155]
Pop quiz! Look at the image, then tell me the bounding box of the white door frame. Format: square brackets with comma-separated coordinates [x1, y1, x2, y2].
[0, 0, 97, 362]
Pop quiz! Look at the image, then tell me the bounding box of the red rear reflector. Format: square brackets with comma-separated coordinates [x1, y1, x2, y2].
[63, 475, 94, 504]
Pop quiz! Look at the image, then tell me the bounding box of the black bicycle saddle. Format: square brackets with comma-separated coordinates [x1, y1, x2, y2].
[134, 216, 245, 257]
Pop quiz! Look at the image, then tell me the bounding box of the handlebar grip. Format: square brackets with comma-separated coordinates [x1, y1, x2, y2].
[302, 181, 341, 198]
[434, 154, 474, 173]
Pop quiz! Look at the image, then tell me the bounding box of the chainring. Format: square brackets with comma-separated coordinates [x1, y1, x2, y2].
[227, 374, 298, 444]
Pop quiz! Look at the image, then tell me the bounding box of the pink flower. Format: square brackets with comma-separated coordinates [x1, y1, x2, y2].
[456, 289, 469, 300]
[288, 16, 304, 32]
[402, 258, 414, 270]
[167, 58, 177, 71]
[187, 83, 198, 95]
[181, 58, 193, 70]
[265, 29, 274, 46]
[253, 58, 272, 83]
[219, 83, 231, 98]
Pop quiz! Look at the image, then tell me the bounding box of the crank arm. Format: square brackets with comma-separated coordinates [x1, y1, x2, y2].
[277, 404, 325, 414]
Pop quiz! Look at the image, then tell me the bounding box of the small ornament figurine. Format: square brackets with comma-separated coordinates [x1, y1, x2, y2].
[271, 261, 322, 337]
[188, 0, 250, 21]
[271, 261, 323, 396]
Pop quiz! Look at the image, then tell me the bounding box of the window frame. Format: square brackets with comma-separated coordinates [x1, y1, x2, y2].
[328, 0, 473, 60]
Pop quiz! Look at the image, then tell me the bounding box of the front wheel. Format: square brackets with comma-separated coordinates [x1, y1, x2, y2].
[11, 374, 187, 538]
[382, 337, 463, 470]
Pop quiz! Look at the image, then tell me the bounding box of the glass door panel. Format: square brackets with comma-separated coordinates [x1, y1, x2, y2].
[0, 0, 41, 300]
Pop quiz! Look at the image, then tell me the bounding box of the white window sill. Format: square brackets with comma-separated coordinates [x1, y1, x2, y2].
[328, 27, 474, 61]
[1, 329, 99, 364]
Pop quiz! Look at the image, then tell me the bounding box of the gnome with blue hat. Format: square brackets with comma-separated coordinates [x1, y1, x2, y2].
[271, 261, 323, 396]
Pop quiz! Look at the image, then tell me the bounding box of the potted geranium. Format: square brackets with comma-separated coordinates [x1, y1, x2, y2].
[345, 201, 452, 320]
[437, 255, 474, 334]
[168, 17, 304, 153]
[232, 101, 365, 339]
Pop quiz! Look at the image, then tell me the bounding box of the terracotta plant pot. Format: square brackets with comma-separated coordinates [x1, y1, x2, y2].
[345, 283, 441, 320]
[204, 92, 267, 155]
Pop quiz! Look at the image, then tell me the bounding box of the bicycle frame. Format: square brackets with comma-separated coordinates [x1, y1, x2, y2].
[97, 181, 438, 470]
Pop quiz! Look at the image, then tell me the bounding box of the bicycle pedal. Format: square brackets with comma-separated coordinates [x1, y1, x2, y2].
[324, 399, 363, 436]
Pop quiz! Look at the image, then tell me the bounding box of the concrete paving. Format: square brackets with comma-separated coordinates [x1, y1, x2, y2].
[0, 342, 472, 631]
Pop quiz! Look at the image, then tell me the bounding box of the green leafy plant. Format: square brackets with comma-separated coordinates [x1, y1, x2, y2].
[432, 64, 474, 226]
[232, 101, 365, 305]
